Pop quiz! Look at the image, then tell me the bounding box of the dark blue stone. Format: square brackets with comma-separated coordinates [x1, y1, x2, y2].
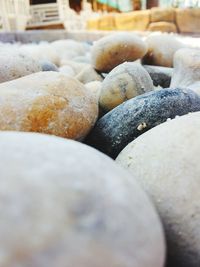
[85, 88, 200, 159]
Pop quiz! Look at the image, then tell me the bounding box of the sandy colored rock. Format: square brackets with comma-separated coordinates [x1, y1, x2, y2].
[176, 8, 200, 34]
[92, 33, 147, 72]
[150, 8, 175, 23]
[115, 10, 150, 31]
[117, 111, 200, 267]
[85, 81, 102, 101]
[0, 72, 98, 140]
[170, 48, 200, 94]
[0, 131, 165, 267]
[0, 48, 42, 83]
[99, 62, 154, 111]
[147, 22, 177, 33]
[143, 34, 184, 67]
[76, 65, 103, 84]
[59, 60, 90, 75]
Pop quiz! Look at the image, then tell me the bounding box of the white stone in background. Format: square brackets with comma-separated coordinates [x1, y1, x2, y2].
[0, 47, 42, 83]
[19, 42, 60, 66]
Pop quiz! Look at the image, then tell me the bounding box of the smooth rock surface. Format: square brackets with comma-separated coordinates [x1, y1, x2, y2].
[76, 65, 103, 84]
[117, 111, 200, 267]
[144, 65, 173, 88]
[170, 48, 200, 93]
[0, 72, 98, 140]
[143, 34, 184, 67]
[0, 131, 165, 267]
[86, 88, 200, 158]
[99, 62, 154, 111]
[91, 33, 147, 72]
[40, 60, 59, 72]
[0, 48, 42, 83]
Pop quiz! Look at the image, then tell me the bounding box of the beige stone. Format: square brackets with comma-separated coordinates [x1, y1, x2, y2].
[92, 33, 147, 72]
[170, 48, 200, 94]
[76, 65, 103, 84]
[115, 10, 150, 31]
[0, 72, 98, 140]
[143, 34, 184, 67]
[0, 131, 165, 267]
[99, 62, 154, 111]
[147, 22, 177, 33]
[150, 8, 175, 23]
[176, 8, 200, 33]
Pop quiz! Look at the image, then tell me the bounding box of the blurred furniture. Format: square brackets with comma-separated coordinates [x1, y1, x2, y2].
[0, 0, 30, 31]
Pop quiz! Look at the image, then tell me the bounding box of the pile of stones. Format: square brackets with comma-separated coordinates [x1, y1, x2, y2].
[0, 32, 200, 267]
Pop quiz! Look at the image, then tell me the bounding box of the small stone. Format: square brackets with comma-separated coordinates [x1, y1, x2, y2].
[142, 34, 184, 67]
[40, 60, 59, 72]
[99, 62, 154, 111]
[91, 33, 148, 72]
[76, 65, 103, 84]
[144, 65, 173, 88]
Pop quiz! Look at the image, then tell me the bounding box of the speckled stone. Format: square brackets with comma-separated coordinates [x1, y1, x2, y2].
[0, 131, 165, 267]
[99, 62, 154, 112]
[144, 65, 173, 88]
[85, 88, 200, 158]
[116, 111, 200, 267]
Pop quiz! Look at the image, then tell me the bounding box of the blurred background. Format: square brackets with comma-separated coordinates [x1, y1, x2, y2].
[0, 0, 200, 33]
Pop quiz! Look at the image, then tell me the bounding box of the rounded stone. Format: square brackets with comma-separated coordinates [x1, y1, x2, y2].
[99, 62, 154, 112]
[76, 65, 103, 84]
[0, 71, 98, 140]
[144, 65, 173, 88]
[116, 111, 200, 267]
[86, 88, 200, 158]
[0, 131, 165, 267]
[91, 33, 148, 72]
[0, 48, 42, 83]
[170, 48, 200, 91]
[142, 34, 184, 67]
[40, 60, 59, 72]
